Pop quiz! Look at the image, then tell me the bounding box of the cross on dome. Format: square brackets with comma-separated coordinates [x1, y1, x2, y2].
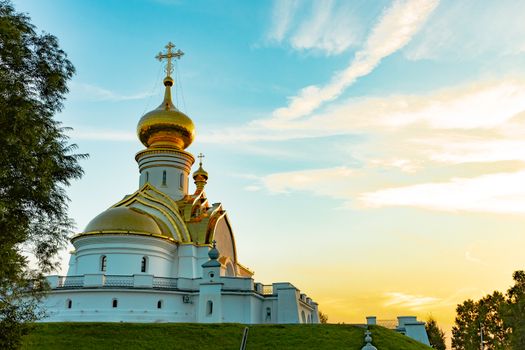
[198, 153, 205, 166]
[155, 42, 184, 77]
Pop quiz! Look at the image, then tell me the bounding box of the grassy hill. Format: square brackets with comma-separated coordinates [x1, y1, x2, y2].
[22, 323, 432, 350]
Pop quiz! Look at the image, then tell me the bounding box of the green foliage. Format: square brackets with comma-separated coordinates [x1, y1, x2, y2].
[21, 323, 432, 350]
[501, 271, 525, 349]
[452, 271, 525, 350]
[425, 317, 446, 350]
[452, 292, 510, 350]
[319, 310, 328, 324]
[0, 1, 84, 348]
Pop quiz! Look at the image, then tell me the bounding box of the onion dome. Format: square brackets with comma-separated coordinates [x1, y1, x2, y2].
[202, 240, 221, 268]
[137, 76, 195, 150]
[82, 207, 168, 237]
[193, 153, 208, 193]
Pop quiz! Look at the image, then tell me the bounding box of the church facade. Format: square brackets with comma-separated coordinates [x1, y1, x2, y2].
[41, 43, 319, 324]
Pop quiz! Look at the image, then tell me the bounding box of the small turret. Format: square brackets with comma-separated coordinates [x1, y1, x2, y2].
[193, 153, 208, 194]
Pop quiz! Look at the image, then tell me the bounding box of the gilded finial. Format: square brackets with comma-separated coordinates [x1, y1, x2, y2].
[137, 42, 195, 150]
[198, 153, 205, 167]
[155, 41, 184, 77]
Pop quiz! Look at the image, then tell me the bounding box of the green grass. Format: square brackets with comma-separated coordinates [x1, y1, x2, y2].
[22, 323, 433, 350]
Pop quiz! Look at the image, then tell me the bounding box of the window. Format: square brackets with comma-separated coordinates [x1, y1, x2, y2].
[157, 300, 162, 309]
[100, 255, 107, 272]
[141, 256, 147, 273]
[146, 171, 149, 182]
[206, 300, 213, 315]
[162, 170, 167, 186]
[179, 173, 184, 189]
[265, 307, 271, 321]
[112, 299, 118, 308]
[301, 310, 306, 323]
[66, 299, 72, 309]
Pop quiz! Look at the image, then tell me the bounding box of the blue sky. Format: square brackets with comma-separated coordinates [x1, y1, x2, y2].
[14, 0, 525, 340]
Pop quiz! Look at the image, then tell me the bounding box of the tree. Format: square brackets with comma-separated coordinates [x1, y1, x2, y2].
[501, 270, 525, 349]
[319, 311, 328, 324]
[426, 317, 446, 350]
[452, 293, 510, 350]
[0, 1, 85, 348]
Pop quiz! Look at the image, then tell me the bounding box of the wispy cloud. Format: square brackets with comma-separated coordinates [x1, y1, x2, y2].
[267, 0, 365, 55]
[360, 170, 525, 214]
[68, 128, 135, 141]
[464, 251, 488, 266]
[384, 292, 440, 310]
[267, 0, 300, 43]
[70, 82, 155, 102]
[269, 0, 439, 121]
[405, 0, 525, 61]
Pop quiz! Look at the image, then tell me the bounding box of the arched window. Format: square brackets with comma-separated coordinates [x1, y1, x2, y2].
[307, 314, 311, 323]
[157, 300, 162, 309]
[112, 299, 118, 308]
[141, 256, 147, 273]
[162, 170, 167, 186]
[206, 300, 213, 315]
[146, 171, 149, 182]
[301, 310, 306, 323]
[179, 173, 184, 189]
[265, 307, 271, 321]
[66, 299, 72, 309]
[100, 255, 107, 272]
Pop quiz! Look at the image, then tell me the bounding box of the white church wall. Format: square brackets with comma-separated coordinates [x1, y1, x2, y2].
[136, 151, 193, 201]
[275, 283, 301, 324]
[73, 236, 175, 277]
[197, 283, 222, 323]
[42, 289, 197, 323]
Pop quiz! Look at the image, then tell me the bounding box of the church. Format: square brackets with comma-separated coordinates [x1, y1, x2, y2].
[41, 43, 319, 324]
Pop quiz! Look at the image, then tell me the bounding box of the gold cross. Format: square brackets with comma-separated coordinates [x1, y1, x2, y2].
[198, 153, 205, 166]
[155, 42, 184, 77]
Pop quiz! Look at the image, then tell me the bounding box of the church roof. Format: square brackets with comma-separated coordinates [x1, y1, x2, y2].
[73, 182, 229, 246]
[77, 206, 173, 241]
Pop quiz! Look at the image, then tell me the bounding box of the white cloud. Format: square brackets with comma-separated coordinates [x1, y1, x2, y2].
[384, 292, 440, 310]
[464, 251, 488, 266]
[360, 170, 525, 214]
[267, 0, 367, 55]
[205, 79, 525, 144]
[68, 128, 135, 141]
[267, 0, 300, 43]
[262, 166, 353, 196]
[271, 0, 439, 121]
[429, 139, 525, 164]
[405, 0, 525, 61]
[70, 82, 155, 102]
[288, 1, 362, 55]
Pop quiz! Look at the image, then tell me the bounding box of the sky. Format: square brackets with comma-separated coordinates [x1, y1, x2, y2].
[13, 0, 525, 344]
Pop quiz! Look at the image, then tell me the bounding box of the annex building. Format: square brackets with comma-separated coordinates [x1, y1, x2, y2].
[41, 43, 319, 324]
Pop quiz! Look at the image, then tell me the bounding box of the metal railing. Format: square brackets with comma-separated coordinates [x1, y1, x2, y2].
[54, 275, 178, 290]
[59, 276, 84, 288]
[105, 275, 134, 288]
[152, 277, 177, 289]
[261, 285, 274, 295]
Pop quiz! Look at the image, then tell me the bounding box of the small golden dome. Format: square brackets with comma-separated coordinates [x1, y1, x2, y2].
[137, 76, 195, 150]
[83, 207, 163, 235]
[193, 164, 208, 180]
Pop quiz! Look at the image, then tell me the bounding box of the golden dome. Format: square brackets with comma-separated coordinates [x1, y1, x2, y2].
[137, 76, 195, 150]
[193, 164, 208, 180]
[83, 207, 163, 235]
